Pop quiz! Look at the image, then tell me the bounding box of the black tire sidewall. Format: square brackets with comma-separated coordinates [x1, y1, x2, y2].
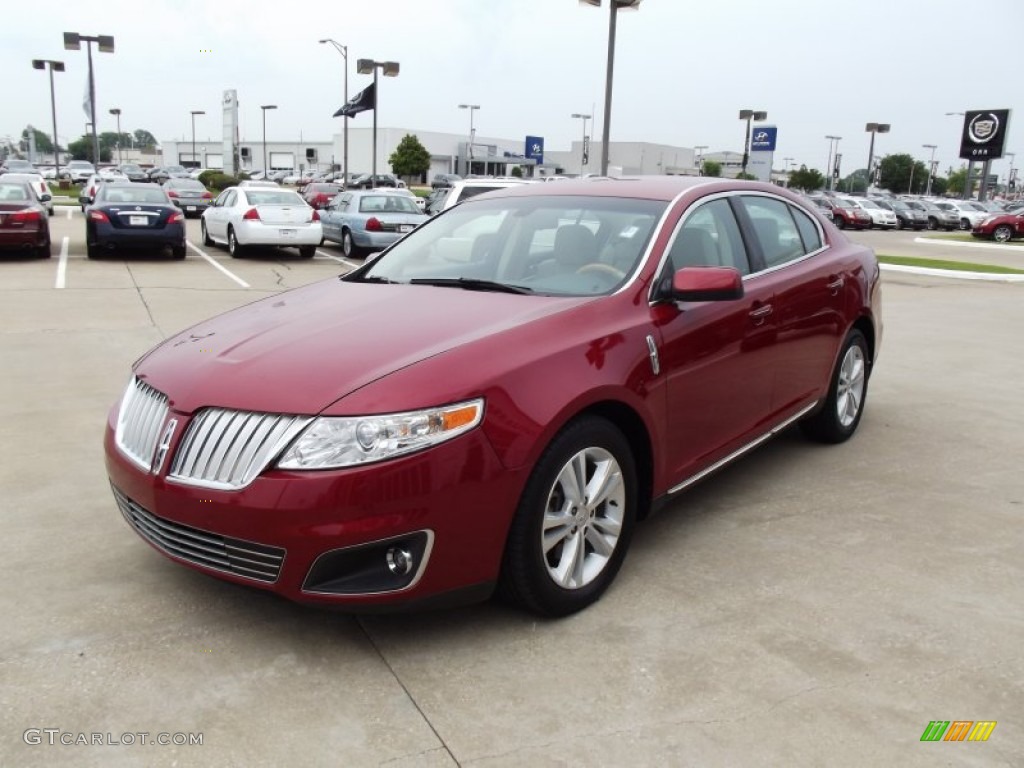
[802, 329, 870, 444]
[500, 416, 637, 616]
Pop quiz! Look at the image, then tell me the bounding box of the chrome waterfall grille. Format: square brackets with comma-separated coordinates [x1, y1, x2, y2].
[112, 485, 285, 582]
[115, 377, 170, 471]
[169, 409, 313, 490]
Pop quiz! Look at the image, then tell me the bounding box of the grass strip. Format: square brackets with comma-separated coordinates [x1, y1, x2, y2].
[878, 254, 1024, 274]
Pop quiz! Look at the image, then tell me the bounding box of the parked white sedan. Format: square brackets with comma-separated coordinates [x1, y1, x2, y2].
[849, 197, 897, 229]
[200, 186, 322, 258]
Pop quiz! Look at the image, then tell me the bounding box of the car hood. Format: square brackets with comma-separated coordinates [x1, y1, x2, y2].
[136, 279, 584, 415]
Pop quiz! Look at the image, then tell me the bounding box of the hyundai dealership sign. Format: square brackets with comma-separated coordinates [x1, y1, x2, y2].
[750, 126, 778, 152]
[525, 136, 544, 164]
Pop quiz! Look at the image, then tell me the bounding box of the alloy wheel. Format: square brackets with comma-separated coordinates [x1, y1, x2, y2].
[836, 344, 866, 428]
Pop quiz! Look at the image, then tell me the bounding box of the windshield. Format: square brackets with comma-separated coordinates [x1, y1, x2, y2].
[98, 186, 169, 204]
[352, 194, 666, 297]
[858, 200, 880, 209]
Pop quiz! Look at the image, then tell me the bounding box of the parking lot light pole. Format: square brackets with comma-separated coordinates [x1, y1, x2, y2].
[260, 105, 276, 176]
[739, 109, 767, 177]
[63, 32, 114, 166]
[693, 144, 707, 175]
[189, 110, 204, 171]
[109, 108, 122, 165]
[825, 135, 841, 191]
[922, 143, 937, 196]
[459, 104, 480, 176]
[581, 0, 642, 176]
[864, 122, 890, 194]
[31, 59, 64, 180]
[356, 59, 400, 182]
[570, 113, 591, 176]
[319, 39, 348, 181]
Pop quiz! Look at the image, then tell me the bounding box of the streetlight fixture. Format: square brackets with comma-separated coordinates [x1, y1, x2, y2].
[738, 109, 767, 176]
[922, 143, 938, 196]
[319, 39, 349, 182]
[571, 113, 591, 176]
[1007, 152, 1016, 197]
[825, 135, 841, 191]
[63, 32, 114, 165]
[189, 110, 205, 171]
[864, 122, 890, 193]
[459, 104, 481, 177]
[260, 105, 277, 176]
[109, 108, 122, 165]
[31, 59, 64, 180]
[693, 144, 707, 175]
[580, 0, 642, 176]
[356, 58, 400, 181]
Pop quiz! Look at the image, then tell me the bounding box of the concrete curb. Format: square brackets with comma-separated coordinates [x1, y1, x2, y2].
[880, 263, 1024, 283]
[914, 236, 1024, 252]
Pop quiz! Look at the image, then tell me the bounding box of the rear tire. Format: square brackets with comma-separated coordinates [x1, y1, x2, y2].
[228, 227, 244, 258]
[927, 217, 938, 231]
[299, 245, 315, 258]
[201, 220, 214, 246]
[800, 329, 870, 444]
[36, 242, 52, 258]
[498, 416, 637, 617]
[342, 229, 363, 258]
[171, 245, 187, 260]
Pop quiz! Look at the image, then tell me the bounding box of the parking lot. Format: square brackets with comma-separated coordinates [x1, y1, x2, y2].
[2, 220, 1022, 766]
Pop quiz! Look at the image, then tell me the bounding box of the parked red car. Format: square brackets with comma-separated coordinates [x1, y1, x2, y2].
[0, 180, 51, 258]
[302, 182, 343, 209]
[971, 211, 1024, 242]
[816, 197, 872, 230]
[104, 178, 882, 616]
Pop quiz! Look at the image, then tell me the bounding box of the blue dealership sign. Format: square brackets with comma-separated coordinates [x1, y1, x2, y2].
[750, 126, 777, 152]
[525, 135, 544, 164]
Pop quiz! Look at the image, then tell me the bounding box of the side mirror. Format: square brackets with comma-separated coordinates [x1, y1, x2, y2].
[672, 266, 744, 302]
[40, 194, 52, 202]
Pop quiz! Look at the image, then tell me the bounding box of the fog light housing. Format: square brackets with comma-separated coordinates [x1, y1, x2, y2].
[302, 531, 433, 595]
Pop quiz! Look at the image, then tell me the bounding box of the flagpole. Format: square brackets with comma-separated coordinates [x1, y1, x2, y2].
[372, 67, 378, 181]
[87, 41, 99, 164]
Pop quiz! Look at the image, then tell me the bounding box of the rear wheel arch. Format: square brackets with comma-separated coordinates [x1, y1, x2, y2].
[851, 315, 876, 377]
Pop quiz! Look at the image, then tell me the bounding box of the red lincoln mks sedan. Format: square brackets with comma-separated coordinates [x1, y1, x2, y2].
[104, 177, 882, 616]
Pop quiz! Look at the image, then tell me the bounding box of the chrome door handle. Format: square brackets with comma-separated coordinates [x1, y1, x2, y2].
[748, 304, 773, 324]
[827, 276, 844, 294]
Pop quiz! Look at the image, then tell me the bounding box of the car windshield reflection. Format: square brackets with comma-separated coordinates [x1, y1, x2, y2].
[352, 195, 666, 297]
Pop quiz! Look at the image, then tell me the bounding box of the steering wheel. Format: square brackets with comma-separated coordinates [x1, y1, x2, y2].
[576, 262, 626, 280]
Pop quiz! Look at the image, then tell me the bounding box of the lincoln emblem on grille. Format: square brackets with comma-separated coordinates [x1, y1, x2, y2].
[153, 419, 178, 473]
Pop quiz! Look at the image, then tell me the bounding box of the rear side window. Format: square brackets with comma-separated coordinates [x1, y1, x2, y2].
[738, 196, 808, 270]
[790, 205, 822, 253]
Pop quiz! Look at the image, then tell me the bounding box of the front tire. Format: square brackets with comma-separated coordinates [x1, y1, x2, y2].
[834, 216, 846, 230]
[959, 218, 970, 231]
[499, 416, 637, 617]
[993, 225, 1013, 243]
[927, 217, 938, 231]
[800, 329, 870, 444]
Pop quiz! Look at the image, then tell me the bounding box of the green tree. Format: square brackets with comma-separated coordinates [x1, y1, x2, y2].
[388, 134, 431, 178]
[133, 129, 158, 148]
[701, 159, 721, 177]
[879, 154, 929, 194]
[67, 135, 110, 163]
[839, 169, 870, 195]
[929, 175, 948, 196]
[788, 165, 825, 192]
[510, 165, 523, 178]
[946, 167, 968, 197]
[20, 126, 56, 154]
[735, 172, 758, 181]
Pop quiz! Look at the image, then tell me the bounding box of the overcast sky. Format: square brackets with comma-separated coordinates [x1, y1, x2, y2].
[5, 0, 1021, 177]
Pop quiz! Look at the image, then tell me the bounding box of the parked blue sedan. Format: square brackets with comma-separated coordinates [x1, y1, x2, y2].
[85, 183, 186, 259]
[320, 189, 426, 258]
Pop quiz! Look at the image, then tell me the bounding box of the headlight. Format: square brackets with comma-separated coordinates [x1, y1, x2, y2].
[980, 217, 996, 226]
[276, 398, 484, 470]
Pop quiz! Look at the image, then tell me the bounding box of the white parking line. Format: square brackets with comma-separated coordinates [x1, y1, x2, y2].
[55, 236, 69, 289]
[316, 249, 360, 269]
[186, 241, 251, 288]
[66, 208, 72, 220]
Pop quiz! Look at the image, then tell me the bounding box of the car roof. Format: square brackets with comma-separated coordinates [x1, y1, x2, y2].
[468, 176, 780, 202]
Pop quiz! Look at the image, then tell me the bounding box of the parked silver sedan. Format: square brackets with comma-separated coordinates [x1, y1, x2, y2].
[320, 189, 427, 258]
[162, 178, 214, 218]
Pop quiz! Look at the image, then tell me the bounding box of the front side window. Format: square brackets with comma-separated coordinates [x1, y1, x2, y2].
[665, 198, 750, 275]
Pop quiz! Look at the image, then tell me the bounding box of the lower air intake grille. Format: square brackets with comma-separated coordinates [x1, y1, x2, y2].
[112, 485, 285, 583]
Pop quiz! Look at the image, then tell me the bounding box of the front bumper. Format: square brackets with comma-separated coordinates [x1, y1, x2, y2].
[104, 406, 522, 608]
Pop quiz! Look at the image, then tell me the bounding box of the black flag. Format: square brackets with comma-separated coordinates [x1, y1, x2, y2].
[333, 82, 375, 118]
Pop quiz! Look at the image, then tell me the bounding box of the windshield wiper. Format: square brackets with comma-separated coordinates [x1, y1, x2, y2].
[350, 274, 397, 284]
[409, 277, 534, 295]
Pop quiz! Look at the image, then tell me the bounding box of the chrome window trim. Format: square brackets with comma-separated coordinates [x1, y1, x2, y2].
[666, 401, 819, 496]
[609, 187, 692, 297]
